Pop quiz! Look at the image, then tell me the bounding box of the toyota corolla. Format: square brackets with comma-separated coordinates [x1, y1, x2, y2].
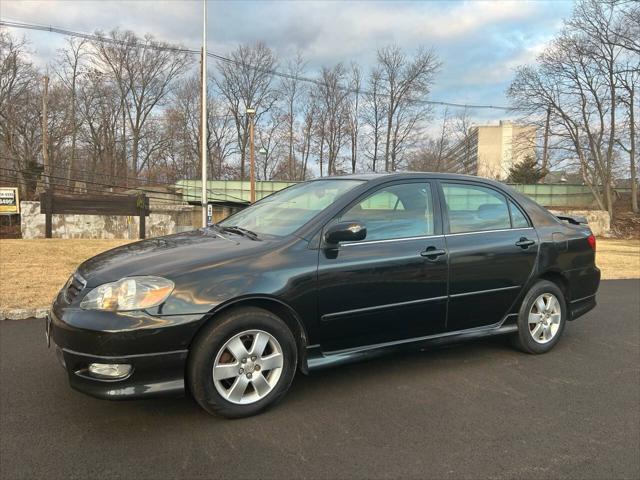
[47, 173, 600, 418]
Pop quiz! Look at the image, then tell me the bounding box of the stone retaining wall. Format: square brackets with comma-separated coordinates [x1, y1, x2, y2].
[550, 209, 610, 236]
[20, 201, 202, 239]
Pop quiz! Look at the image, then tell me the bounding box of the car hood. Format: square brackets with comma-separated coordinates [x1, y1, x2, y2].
[77, 229, 272, 286]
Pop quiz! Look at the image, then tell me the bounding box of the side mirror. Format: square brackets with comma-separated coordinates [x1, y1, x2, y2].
[324, 221, 366, 245]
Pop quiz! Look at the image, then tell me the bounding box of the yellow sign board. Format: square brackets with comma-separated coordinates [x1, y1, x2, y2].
[0, 187, 20, 214]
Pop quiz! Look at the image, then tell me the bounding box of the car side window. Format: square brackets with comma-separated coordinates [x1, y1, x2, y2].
[509, 200, 530, 228]
[442, 183, 511, 234]
[341, 183, 435, 241]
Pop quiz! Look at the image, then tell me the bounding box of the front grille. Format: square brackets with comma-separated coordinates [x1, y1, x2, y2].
[65, 273, 87, 304]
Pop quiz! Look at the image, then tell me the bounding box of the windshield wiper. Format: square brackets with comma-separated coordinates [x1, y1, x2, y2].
[219, 225, 261, 241]
[198, 225, 239, 243]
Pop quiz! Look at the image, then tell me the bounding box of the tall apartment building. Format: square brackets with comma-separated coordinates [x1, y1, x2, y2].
[444, 120, 537, 180]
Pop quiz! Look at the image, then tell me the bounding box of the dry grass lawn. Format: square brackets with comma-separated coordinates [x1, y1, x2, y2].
[595, 238, 640, 280]
[0, 237, 638, 310]
[0, 239, 130, 310]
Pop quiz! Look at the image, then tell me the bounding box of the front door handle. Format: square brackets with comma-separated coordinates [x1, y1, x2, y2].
[420, 246, 446, 260]
[515, 237, 536, 249]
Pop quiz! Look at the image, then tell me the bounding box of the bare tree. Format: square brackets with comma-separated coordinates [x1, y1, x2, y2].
[362, 67, 385, 172]
[169, 76, 236, 180]
[377, 45, 440, 171]
[509, 0, 636, 218]
[55, 38, 88, 186]
[2, 27, 450, 190]
[613, 1, 639, 212]
[315, 64, 349, 175]
[256, 114, 285, 180]
[297, 95, 316, 180]
[0, 31, 42, 198]
[207, 99, 237, 179]
[93, 29, 191, 176]
[280, 52, 306, 180]
[617, 67, 638, 212]
[347, 62, 362, 173]
[77, 69, 123, 184]
[407, 107, 452, 172]
[214, 43, 278, 180]
[509, 38, 614, 214]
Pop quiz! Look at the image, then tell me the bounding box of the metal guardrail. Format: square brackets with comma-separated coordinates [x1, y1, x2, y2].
[509, 184, 633, 208]
[175, 180, 297, 204]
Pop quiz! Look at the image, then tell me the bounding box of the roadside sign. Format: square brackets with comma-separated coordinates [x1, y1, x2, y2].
[207, 203, 213, 225]
[0, 187, 19, 215]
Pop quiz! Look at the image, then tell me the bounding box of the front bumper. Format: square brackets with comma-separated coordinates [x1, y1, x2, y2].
[48, 299, 206, 400]
[53, 341, 187, 399]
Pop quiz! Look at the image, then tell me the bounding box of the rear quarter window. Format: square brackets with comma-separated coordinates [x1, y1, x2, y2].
[509, 200, 530, 228]
[502, 185, 560, 227]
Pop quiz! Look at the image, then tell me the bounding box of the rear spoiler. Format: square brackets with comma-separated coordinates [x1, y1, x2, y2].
[556, 214, 588, 225]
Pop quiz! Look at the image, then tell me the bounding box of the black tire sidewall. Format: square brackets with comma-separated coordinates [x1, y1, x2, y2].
[188, 307, 297, 418]
[516, 280, 567, 354]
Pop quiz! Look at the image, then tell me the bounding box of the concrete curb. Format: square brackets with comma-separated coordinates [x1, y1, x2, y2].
[0, 308, 49, 321]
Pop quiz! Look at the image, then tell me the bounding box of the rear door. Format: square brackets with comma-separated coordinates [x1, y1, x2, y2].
[440, 181, 538, 331]
[316, 180, 448, 351]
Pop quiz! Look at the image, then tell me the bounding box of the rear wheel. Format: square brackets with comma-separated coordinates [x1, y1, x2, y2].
[188, 307, 297, 418]
[511, 280, 567, 354]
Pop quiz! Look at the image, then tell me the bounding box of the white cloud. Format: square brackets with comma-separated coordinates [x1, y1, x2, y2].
[1, 0, 574, 121]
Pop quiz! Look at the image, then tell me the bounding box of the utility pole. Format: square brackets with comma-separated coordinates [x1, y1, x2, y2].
[200, 0, 208, 227]
[42, 75, 50, 189]
[247, 108, 256, 203]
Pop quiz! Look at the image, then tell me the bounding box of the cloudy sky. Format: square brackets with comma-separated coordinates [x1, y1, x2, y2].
[2, 0, 574, 124]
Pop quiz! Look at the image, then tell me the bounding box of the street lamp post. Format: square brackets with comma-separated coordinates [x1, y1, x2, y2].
[247, 107, 256, 203]
[200, 0, 208, 227]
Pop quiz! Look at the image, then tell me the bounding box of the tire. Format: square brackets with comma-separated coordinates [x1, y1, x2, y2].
[187, 307, 297, 418]
[510, 280, 567, 354]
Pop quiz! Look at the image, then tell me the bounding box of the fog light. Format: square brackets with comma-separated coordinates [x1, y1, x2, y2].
[88, 363, 132, 379]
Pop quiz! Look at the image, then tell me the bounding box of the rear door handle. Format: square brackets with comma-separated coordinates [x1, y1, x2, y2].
[420, 246, 446, 260]
[515, 237, 535, 249]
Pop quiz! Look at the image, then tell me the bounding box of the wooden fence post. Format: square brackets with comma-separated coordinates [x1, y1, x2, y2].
[138, 193, 146, 239]
[44, 190, 53, 238]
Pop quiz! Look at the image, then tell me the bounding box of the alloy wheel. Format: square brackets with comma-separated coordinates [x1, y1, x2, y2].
[528, 293, 562, 344]
[212, 329, 284, 405]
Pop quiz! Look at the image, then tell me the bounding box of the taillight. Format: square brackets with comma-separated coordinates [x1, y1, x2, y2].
[587, 234, 596, 251]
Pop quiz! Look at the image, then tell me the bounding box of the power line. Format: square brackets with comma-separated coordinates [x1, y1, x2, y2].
[0, 172, 185, 204]
[0, 19, 515, 112]
[0, 156, 250, 203]
[0, 165, 250, 203]
[0, 170, 194, 203]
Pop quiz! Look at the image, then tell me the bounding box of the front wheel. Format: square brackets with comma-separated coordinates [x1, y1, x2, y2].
[511, 280, 567, 354]
[187, 307, 297, 418]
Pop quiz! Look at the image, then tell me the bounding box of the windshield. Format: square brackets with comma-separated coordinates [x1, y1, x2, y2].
[218, 180, 364, 237]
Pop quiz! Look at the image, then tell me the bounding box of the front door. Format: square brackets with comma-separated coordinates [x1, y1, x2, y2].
[316, 181, 448, 351]
[440, 182, 539, 331]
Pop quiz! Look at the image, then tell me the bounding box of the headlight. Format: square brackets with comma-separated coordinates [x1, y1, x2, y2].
[80, 276, 174, 311]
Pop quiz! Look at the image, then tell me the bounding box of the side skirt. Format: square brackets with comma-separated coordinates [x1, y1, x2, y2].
[306, 315, 518, 371]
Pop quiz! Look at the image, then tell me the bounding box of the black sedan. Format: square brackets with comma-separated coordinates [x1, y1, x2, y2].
[48, 173, 600, 418]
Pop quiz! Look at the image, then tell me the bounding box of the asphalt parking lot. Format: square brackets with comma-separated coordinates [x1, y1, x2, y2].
[1, 279, 639, 480]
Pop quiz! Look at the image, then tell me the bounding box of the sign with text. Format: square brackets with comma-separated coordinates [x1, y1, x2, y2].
[0, 187, 19, 214]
